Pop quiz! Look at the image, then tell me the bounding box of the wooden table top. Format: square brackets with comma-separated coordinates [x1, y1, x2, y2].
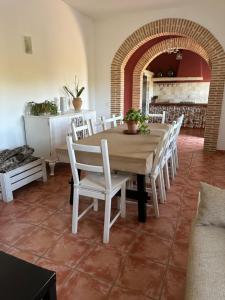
[56, 123, 170, 175]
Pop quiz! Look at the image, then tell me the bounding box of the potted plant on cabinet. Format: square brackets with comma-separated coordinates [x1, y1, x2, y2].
[124, 108, 150, 134]
[29, 101, 58, 116]
[63, 76, 85, 111]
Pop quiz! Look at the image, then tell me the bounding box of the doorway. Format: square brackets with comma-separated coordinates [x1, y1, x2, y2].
[111, 18, 225, 151]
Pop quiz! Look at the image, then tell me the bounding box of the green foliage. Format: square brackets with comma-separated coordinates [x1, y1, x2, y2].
[30, 101, 58, 116]
[124, 108, 150, 134]
[124, 108, 142, 123]
[63, 75, 85, 98]
[138, 122, 150, 135]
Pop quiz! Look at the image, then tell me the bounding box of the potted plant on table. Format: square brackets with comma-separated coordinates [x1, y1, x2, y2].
[124, 108, 150, 134]
[63, 76, 85, 111]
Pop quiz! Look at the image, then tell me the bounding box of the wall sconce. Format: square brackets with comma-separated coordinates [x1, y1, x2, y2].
[23, 36, 33, 54]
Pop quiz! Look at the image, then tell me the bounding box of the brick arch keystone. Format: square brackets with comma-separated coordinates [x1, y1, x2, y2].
[111, 18, 225, 151]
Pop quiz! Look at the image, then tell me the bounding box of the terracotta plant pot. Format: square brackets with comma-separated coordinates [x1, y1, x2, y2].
[126, 120, 138, 134]
[72, 97, 82, 111]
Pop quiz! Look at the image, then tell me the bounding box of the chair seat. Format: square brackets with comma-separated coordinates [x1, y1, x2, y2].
[79, 172, 129, 193]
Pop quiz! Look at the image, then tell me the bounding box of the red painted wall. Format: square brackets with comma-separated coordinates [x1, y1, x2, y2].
[124, 41, 211, 113]
[124, 35, 178, 113]
[147, 50, 211, 81]
[146, 52, 180, 77]
[176, 51, 211, 81]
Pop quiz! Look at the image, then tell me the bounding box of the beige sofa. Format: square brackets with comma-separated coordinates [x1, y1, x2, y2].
[185, 183, 225, 300]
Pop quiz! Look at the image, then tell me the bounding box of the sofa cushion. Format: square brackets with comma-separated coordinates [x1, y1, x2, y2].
[196, 182, 225, 227]
[185, 224, 225, 300]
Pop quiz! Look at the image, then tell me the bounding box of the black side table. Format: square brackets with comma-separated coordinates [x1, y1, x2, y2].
[0, 251, 57, 300]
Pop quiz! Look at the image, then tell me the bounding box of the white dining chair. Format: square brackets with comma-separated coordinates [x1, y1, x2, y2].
[71, 120, 92, 141]
[89, 118, 104, 134]
[114, 114, 124, 125]
[148, 111, 166, 123]
[161, 122, 177, 189]
[163, 114, 184, 183]
[66, 136, 129, 244]
[145, 129, 170, 217]
[101, 114, 123, 130]
[173, 114, 184, 171]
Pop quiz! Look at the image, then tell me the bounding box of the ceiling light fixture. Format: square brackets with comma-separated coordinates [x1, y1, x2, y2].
[166, 48, 183, 60]
[176, 51, 183, 60]
[166, 47, 179, 54]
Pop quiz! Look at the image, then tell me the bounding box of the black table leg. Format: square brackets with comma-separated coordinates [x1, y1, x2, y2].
[69, 170, 81, 205]
[69, 177, 74, 205]
[137, 174, 147, 222]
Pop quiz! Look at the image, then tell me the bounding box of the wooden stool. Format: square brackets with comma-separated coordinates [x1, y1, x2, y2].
[0, 251, 56, 300]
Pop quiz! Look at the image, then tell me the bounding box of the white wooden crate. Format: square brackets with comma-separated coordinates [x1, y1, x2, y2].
[0, 158, 47, 202]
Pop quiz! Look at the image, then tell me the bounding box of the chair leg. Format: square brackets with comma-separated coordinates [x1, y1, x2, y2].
[157, 171, 165, 203]
[175, 146, 179, 169]
[173, 150, 177, 176]
[103, 194, 112, 244]
[164, 161, 170, 190]
[161, 169, 167, 201]
[93, 198, 98, 211]
[120, 183, 126, 218]
[151, 177, 159, 218]
[72, 188, 79, 234]
[170, 156, 175, 180]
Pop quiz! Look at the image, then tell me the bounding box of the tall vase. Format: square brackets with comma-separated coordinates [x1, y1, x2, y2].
[72, 97, 82, 111]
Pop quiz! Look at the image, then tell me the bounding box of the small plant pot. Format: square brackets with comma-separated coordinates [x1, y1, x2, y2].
[126, 121, 138, 134]
[72, 97, 82, 111]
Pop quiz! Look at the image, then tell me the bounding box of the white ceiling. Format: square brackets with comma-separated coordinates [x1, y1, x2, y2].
[64, 0, 193, 19]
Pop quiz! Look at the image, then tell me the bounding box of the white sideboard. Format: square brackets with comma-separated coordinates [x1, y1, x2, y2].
[24, 110, 96, 175]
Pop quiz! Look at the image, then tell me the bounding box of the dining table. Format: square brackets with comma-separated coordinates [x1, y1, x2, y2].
[56, 123, 170, 222]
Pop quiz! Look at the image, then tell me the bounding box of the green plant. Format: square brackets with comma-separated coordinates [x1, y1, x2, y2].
[30, 101, 57, 116]
[124, 108, 150, 134]
[63, 76, 85, 98]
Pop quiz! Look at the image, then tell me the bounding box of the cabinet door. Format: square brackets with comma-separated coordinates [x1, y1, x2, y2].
[24, 117, 51, 159]
[49, 117, 73, 158]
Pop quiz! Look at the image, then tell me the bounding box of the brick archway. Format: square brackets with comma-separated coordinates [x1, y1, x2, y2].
[111, 18, 225, 150]
[132, 37, 210, 108]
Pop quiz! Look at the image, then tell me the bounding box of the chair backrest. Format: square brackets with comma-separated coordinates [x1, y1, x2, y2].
[71, 120, 92, 141]
[177, 114, 184, 129]
[148, 111, 166, 124]
[152, 127, 171, 173]
[174, 114, 184, 141]
[101, 115, 116, 130]
[167, 121, 179, 151]
[114, 114, 124, 125]
[66, 136, 111, 190]
[100, 114, 123, 130]
[67, 113, 84, 137]
[89, 118, 104, 134]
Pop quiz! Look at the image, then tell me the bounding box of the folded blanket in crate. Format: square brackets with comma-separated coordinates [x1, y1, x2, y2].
[0, 145, 38, 173]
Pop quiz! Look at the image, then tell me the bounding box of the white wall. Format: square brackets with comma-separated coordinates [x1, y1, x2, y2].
[94, 0, 225, 149]
[0, 0, 95, 149]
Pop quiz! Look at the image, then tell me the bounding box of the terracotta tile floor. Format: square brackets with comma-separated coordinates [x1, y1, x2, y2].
[0, 128, 225, 300]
